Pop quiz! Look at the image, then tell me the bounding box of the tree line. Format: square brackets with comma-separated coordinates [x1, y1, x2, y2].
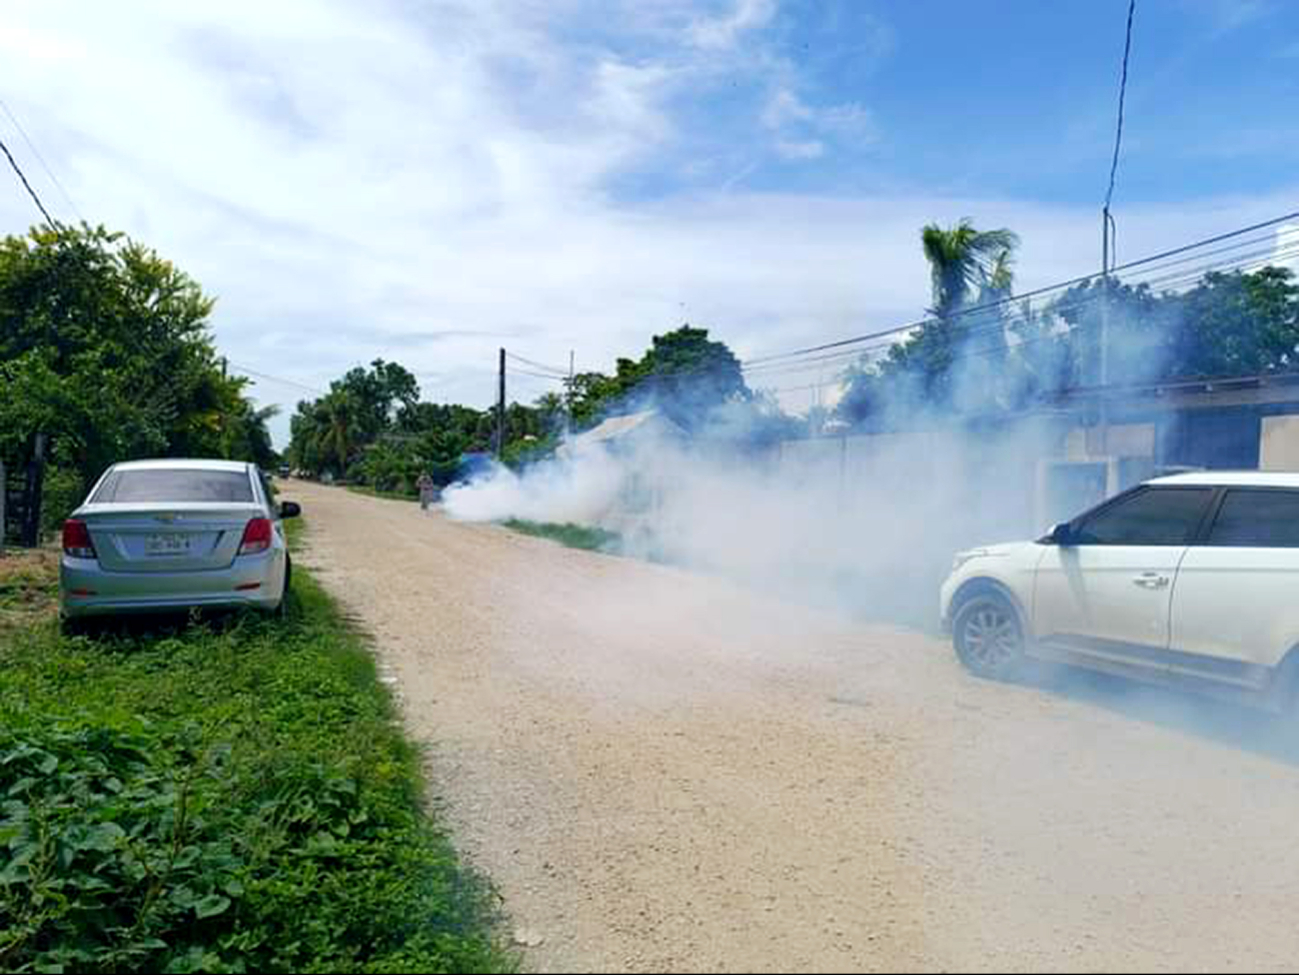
[283, 324, 796, 494]
[0, 224, 278, 538]
[5, 215, 1296, 530]
[838, 220, 1299, 428]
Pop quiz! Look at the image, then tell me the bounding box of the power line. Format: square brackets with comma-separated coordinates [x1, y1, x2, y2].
[504, 350, 569, 376]
[0, 98, 83, 224]
[0, 133, 55, 227]
[507, 366, 568, 382]
[227, 362, 328, 397]
[482, 211, 1299, 401]
[742, 207, 1299, 370]
[735, 238, 1299, 392]
[741, 248, 1299, 390]
[1104, 0, 1137, 216]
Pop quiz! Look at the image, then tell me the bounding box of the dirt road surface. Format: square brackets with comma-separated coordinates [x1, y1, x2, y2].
[289, 481, 1299, 973]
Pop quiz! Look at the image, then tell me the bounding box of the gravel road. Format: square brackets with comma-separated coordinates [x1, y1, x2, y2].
[289, 481, 1299, 973]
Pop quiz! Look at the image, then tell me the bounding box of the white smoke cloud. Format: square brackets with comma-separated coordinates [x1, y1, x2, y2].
[442, 444, 627, 526]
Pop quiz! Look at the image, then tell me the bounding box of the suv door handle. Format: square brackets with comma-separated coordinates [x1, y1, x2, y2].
[1133, 572, 1170, 589]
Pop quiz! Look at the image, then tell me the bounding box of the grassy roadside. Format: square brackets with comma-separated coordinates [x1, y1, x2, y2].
[344, 483, 419, 504]
[502, 519, 620, 554]
[0, 548, 59, 636]
[0, 523, 511, 974]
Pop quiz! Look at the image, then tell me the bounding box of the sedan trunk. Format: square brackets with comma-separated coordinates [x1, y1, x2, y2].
[77, 503, 264, 573]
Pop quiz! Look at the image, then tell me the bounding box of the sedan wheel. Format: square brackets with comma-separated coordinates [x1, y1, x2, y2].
[953, 593, 1025, 679]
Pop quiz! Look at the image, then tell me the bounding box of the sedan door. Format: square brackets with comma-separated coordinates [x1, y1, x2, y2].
[1032, 486, 1215, 663]
[1170, 488, 1299, 680]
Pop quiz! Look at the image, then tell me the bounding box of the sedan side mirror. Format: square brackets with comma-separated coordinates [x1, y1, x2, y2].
[1049, 522, 1076, 546]
[279, 501, 302, 519]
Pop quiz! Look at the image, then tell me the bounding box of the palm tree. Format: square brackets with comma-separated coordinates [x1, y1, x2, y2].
[223, 402, 280, 468]
[318, 391, 356, 475]
[920, 219, 1020, 318]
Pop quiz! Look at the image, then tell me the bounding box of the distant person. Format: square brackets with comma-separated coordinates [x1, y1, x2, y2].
[416, 472, 437, 511]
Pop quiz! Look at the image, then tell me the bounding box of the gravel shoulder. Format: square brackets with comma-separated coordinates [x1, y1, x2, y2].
[289, 480, 1299, 974]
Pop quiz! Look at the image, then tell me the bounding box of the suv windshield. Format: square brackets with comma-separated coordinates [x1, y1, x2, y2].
[92, 469, 254, 504]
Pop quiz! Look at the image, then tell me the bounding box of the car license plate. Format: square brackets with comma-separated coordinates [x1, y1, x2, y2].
[145, 533, 191, 556]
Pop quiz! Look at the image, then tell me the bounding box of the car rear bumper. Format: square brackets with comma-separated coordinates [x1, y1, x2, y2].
[60, 551, 283, 618]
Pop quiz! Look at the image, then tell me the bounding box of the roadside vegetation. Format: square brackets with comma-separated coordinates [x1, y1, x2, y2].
[0, 524, 511, 975]
[1, 224, 280, 537]
[503, 519, 620, 554]
[0, 549, 59, 635]
[283, 326, 797, 500]
[345, 482, 420, 503]
[838, 220, 1299, 428]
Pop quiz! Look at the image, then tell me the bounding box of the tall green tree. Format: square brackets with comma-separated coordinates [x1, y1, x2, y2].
[839, 220, 1019, 423]
[0, 223, 266, 501]
[1170, 267, 1299, 378]
[564, 325, 749, 431]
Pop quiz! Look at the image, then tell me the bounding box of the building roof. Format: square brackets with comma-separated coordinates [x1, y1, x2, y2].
[563, 410, 685, 450]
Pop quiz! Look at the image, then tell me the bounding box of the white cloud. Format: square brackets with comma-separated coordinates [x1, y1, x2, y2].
[761, 85, 874, 157]
[774, 139, 824, 160]
[761, 87, 815, 130]
[0, 0, 1294, 439]
[687, 0, 776, 50]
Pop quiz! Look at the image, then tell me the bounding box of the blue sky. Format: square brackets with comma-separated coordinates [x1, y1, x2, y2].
[2, 0, 1297, 440]
[596, 0, 1299, 204]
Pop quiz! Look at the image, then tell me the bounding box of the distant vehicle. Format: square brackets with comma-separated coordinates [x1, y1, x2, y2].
[277, 463, 291, 478]
[941, 472, 1299, 712]
[60, 459, 299, 628]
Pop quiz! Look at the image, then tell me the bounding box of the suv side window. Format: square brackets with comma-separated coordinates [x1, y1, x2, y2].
[1206, 489, 1299, 547]
[1073, 487, 1213, 546]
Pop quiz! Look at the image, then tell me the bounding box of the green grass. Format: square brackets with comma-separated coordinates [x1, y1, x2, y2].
[502, 519, 620, 553]
[345, 484, 418, 503]
[0, 522, 512, 974]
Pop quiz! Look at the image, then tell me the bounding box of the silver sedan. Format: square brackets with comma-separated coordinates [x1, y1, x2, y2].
[60, 459, 300, 625]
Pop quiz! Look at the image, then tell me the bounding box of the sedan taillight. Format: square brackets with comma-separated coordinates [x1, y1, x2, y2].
[62, 519, 97, 559]
[239, 517, 273, 555]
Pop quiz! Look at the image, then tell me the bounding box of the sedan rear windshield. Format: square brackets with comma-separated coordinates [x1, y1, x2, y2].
[92, 469, 254, 504]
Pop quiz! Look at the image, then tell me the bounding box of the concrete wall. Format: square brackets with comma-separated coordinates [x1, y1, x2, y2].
[1261, 416, 1299, 471]
[771, 422, 1059, 540]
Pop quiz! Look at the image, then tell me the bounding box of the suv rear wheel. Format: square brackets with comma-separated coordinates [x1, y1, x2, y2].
[953, 590, 1026, 679]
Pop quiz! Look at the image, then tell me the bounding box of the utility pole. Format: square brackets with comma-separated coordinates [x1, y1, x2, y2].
[566, 350, 575, 436]
[495, 347, 506, 458]
[21, 432, 46, 548]
[1099, 0, 1135, 460]
[1099, 209, 1111, 455]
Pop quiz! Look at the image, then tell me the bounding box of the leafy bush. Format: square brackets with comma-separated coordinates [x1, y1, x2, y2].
[0, 556, 510, 974]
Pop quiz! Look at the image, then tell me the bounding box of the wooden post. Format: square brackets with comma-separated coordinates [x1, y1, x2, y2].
[22, 432, 46, 547]
[495, 348, 506, 458]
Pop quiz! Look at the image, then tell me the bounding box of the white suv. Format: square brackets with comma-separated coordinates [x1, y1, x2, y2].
[940, 472, 1299, 709]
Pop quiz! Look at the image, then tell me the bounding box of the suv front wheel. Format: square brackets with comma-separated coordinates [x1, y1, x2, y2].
[953, 590, 1026, 680]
